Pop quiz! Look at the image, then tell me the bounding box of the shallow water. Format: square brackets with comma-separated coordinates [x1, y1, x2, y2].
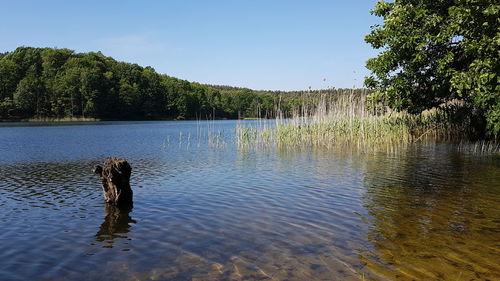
[0, 120, 499, 281]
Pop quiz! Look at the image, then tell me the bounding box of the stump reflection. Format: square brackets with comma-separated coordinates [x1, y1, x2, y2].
[95, 204, 136, 248]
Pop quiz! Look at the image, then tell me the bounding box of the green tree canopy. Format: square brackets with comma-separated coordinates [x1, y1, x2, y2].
[365, 0, 499, 136]
[0, 46, 367, 121]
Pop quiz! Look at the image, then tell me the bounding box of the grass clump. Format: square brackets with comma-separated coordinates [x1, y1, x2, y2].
[237, 93, 492, 151]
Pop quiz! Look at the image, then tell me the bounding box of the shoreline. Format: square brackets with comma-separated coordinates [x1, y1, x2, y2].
[0, 117, 253, 123]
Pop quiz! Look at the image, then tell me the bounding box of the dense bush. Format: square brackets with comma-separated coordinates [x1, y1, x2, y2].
[365, 0, 499, 136]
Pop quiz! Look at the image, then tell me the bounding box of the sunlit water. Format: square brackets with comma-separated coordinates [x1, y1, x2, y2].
[0, 121, 499, 281]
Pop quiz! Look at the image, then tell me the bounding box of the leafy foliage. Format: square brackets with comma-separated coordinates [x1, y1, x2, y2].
[365, 0, 499, 136]
[0, 47, 365, 121]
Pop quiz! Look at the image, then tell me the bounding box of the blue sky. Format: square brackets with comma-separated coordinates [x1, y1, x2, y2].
[0, 0, 380, 91]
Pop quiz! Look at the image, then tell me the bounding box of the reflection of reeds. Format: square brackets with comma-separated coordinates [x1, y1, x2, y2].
[237, 94, 496, 151]
[457, 140, 500, 154]
[208, 130, 227, 149]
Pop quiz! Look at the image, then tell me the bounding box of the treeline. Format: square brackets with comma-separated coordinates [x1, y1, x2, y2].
[0, 47, 367, 120]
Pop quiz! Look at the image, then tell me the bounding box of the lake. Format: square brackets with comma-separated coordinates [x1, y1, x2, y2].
[0, 120, 499, 281]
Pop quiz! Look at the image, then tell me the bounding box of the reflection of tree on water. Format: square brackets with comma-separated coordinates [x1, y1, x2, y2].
[96, 205, 136, 248]
[359, 146, 500, 280]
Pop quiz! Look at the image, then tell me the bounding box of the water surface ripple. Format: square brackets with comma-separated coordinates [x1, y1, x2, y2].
[0, 121, 499, 281]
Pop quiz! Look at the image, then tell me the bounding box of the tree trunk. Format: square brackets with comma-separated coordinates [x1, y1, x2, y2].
[93, 158, 133, 206]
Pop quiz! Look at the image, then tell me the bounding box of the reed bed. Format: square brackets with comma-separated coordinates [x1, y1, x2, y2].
[236, 93, 483, 151]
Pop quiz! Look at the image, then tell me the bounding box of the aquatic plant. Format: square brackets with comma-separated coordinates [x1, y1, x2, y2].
[236, 93, 495, 151]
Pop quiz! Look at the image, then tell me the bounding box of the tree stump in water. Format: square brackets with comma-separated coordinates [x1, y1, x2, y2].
[93, 158, 133, 206]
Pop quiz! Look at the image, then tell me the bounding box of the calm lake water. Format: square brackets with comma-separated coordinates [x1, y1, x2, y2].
[0, 120, 499, 281]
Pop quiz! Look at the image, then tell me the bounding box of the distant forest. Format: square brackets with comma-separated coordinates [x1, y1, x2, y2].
[0, 47, 367, 120]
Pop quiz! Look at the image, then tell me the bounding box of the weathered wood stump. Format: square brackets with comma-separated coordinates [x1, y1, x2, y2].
[93, 158, 133, 206]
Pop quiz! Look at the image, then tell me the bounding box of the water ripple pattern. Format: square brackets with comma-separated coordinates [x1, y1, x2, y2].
[0, 121, 499, 281]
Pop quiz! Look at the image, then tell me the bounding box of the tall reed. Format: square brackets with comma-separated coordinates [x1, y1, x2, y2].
[237, 93, 481, 150]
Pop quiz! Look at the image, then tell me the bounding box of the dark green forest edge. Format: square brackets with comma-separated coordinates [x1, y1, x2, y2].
[0, 47, 363, 121]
